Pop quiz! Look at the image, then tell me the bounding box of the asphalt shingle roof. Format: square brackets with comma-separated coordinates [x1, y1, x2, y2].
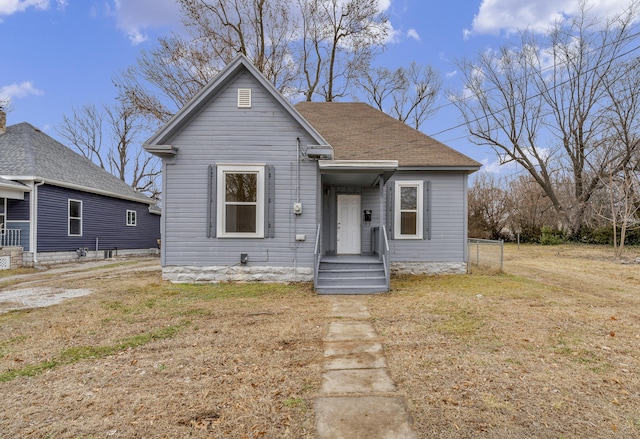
[0, 122, 152, 204]
[295, 102, 481, 169]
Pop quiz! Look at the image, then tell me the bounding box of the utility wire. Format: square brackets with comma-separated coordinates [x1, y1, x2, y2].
[426, 18, 640, 139]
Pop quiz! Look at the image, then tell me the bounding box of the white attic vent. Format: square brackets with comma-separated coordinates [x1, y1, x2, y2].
[237, 88, 252, 108]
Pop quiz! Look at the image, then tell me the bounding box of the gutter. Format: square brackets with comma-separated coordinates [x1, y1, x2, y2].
[3, 175, 154, 205]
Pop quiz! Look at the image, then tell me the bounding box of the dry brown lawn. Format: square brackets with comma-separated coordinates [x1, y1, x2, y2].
[371, 244, 640, 438]
[1, 245, 639, 438]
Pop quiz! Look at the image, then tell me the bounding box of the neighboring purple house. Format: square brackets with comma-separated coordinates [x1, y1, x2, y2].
[0, 111, 160, 267]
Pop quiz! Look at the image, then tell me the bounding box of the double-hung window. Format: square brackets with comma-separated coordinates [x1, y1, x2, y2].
[126, 210, 137, 226]
[394, 181, 423, 239]
[216, 165, 265, 238]
[68, 199, 82, 236]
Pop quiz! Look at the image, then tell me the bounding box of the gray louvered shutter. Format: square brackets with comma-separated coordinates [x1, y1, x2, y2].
[265, 165, 275, 238]
[207, 164, 217, 238]
[423, 180, 431, 240]
[386, 182, 394, 239]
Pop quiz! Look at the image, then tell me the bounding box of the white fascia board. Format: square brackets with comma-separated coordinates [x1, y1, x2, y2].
[399, 166, 481, 172]
[318, 160, 398, 171]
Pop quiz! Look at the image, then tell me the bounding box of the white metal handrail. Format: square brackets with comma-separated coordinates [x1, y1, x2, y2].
[381, 225, 390, 289]
[313, 223, 322, 288]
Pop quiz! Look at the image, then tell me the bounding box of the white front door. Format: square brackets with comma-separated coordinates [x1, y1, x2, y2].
[337, 194, 361, 254]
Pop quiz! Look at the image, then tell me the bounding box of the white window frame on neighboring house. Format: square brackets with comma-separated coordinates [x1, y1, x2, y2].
[126, 209, 137, 226]
[68, 199, 83, 236]
[394, 181, 423, 239]
[216, 164, 265, 238]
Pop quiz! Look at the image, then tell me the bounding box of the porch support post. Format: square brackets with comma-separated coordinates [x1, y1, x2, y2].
[379, 174, 384, 258]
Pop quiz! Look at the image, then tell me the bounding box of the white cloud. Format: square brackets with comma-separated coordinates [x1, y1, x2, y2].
[480, 156, 520, 174]
[112, 0, 181, 45]
[480, 157, 504, 174]
[406, 28, 420, 41]
[446, 70, 457, 78]
[468, 0, 637, 36]
[377, 0, 391, 11]
[0, 0, 49, 16]
[0, 81, 44, 100]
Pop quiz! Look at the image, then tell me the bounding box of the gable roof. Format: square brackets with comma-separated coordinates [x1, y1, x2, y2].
[0, 122, 153, 204]
[295, 102, 481, 170]
[144, 54, 329, 151]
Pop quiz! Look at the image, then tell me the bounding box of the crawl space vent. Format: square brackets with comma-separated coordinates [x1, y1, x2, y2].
[237, 88, 252, 108]
[0, 256, 10, 270]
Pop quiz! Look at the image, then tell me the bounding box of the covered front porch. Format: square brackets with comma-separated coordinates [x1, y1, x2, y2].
[313, 160, 396, 294]
[0, 181, 29, 249]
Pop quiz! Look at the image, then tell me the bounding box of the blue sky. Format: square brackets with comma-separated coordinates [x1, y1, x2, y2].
[0, 0, 635, 173]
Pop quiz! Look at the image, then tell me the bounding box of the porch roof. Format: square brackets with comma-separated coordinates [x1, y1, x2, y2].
[318, 159, 397, 186]
[0, 177, 29, 200]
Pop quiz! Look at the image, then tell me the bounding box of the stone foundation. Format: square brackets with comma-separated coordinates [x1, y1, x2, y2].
[0, 247, 24, 269]
[23, 248, 159, 267]
[391, 261, 467, 275]
[163, 265, 313, 283]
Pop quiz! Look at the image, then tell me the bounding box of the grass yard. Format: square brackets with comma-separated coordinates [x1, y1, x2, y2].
[0, 244, 639, 438]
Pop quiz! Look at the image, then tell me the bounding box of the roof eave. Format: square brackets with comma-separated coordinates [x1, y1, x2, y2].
[398, 165, 481, 173]
[143, 144, 178, 158]
[8, 176, 154, 204]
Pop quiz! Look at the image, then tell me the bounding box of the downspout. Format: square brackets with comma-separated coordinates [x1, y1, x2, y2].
[31, 180, 45, 263]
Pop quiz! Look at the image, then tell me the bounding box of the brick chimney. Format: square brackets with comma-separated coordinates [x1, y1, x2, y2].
[0, 110, 6, 135]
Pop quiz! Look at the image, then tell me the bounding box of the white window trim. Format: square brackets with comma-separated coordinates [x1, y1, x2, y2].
[126, 209, 137, 226]
[68, 199, 83, 237]
[216, 164, 265, 238]
[394, 181, 423, 239]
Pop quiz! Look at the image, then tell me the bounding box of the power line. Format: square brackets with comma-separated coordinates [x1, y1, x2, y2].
[426, 18, 640, 139]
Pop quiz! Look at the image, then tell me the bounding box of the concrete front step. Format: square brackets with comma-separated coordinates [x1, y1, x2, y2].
[316, 258, 389, 294]
[318, 268, 386, 278]
[317, 276, 387, 287]
[319, 262, 384, 270]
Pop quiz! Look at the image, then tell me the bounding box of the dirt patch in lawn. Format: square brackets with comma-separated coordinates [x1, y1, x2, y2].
[1, 246, 640, 438]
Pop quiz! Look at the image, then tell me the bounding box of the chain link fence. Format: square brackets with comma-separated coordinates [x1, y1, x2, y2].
[467, 238, 504, 273]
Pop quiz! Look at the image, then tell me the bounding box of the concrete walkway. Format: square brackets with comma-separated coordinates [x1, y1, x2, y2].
[315, 296, 418, 439]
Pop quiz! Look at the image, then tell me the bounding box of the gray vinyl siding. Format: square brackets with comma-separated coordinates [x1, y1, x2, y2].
[387, 171, 467, 262]
[36, 184, 160, 252]
[7, 194, 30, 220]
[161, 71, 318, 268]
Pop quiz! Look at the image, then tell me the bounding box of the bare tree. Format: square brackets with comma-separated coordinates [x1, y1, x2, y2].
[452, 3, 639, 237]
[298, 0, 389, 102]
[468, 173, 513, 239]
[0, 97, 11, 112]
[357, 62, 441, 130]
[57, 102, 161, 198]
[116, 0, 297, 124]
[115, 35, 214, 124]
[508, 175, 559, 241]
[596, 57, 640, 254]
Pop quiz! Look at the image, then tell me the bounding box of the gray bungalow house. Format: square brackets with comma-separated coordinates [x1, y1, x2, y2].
[0, 112, 160, 267]
[145, 55, 480, 293]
